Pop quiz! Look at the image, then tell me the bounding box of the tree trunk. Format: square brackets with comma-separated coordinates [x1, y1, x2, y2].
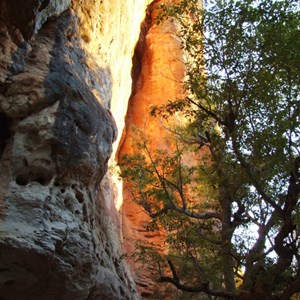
[220, 188, 236, 293]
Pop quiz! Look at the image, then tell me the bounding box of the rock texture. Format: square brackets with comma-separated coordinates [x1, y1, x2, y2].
[0, 0, 150, 299]
[118, 1, 185, 297]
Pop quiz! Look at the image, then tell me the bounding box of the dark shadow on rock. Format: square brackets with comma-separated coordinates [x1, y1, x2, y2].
[0, 112, 10, 160]
[0, 0, 39, 42]
[43, 10, 115, 186]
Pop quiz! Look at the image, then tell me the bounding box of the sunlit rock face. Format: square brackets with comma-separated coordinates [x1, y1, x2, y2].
[0, 0, 150, 299]
[118, 0, 185, 297]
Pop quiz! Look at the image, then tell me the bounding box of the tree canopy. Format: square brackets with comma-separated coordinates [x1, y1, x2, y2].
[119, 0, 300, 299]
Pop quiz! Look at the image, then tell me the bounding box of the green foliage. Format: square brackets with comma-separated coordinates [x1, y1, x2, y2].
[119, 0, 300, 299]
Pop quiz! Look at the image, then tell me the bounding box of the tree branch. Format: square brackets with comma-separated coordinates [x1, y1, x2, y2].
[159, 274, 237, 299]
[195, 227, 223, 245]
[186, 96, 226, 126]
[280, 276, 300, 300]
[230, 135, 281, 211]
[172, 205, 221, 220]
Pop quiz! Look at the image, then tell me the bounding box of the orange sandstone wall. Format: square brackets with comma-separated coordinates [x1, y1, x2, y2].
[118, 0, 185, 297]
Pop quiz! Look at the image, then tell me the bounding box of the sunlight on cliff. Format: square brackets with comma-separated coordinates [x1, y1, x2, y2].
[74, 0, 153, 211]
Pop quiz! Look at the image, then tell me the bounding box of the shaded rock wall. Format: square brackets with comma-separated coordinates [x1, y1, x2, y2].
[118, 0, 185, 297]
[0, 0, 151, 299]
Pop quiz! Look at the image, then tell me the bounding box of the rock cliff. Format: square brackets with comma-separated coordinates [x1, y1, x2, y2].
[0, 0, 185, 298]
[118, 0, 185, 297]
[0, 0, 151, 299]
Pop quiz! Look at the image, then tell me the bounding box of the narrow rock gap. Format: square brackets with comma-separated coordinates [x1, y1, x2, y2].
[116, 0, 158, 159]
[0, 113, 10, 160]
[130, 1, 156, 95]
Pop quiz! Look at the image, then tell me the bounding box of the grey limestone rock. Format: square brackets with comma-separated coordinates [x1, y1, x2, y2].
[0, 0, 138, 299]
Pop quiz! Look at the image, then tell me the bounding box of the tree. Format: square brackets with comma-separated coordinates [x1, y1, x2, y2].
[119, 0, 300, 299]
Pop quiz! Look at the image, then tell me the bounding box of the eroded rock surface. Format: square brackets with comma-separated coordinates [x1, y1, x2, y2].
[0, 0, 150, 299]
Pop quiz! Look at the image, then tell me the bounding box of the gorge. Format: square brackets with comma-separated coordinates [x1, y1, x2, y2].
[0, 0, 185, 299]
